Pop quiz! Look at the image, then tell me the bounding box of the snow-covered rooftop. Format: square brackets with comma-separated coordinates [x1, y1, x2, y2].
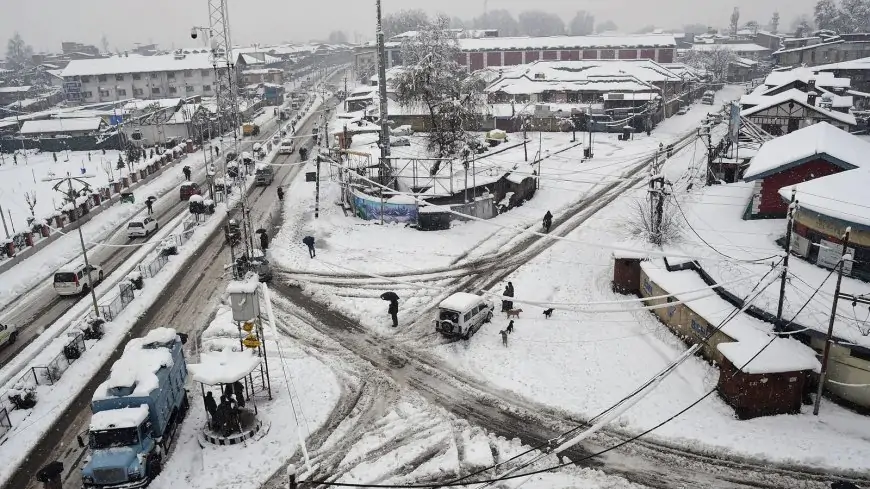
[717, 338, 821, 374]
[90, 405, 149, 431]
[691, 43, 770, 53]
[779, 167, 870, 227]
[814, 56, 870, 72]
[0, 85, 32, 93]
[439, 292, 486, 313]
[458, 34, 677, 52]
[61, 52, 213, 77]
[20, 117, 103, 134]
[740, 90, 856, 127]
[743, 122, 869, 181]
[188, 350, 260, 385]
[762, 68, 851, 89]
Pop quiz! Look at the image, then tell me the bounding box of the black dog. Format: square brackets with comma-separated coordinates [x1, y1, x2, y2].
[543, 308, 554, 319]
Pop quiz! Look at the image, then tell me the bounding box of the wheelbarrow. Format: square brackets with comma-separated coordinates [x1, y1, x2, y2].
[120, 191, 135, 204]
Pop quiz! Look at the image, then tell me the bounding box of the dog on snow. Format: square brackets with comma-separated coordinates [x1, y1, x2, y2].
[506, 308, 523, 319]
[543, 308, 554, 318]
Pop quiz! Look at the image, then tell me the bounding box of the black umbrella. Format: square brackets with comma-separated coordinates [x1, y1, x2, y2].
[256, 228, 267, 234]
[380, 291, 399, 302]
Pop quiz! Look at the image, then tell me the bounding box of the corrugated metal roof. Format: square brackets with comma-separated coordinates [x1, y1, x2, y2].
[20, 117, 103, 134]
[61, 53, 213, 77]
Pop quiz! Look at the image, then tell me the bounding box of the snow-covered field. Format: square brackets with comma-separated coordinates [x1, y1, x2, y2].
[1, 149, 136, 230]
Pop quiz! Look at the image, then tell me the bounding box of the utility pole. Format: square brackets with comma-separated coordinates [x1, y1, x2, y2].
[44, 173, 100, 319]
[522, 117, 528, 162]
[315, 155, 321, 219]
[814, 227, 851, 416]
[0, 203, 9, 238]
[776, 189, 796, 330]
[375, 0, 391, 186]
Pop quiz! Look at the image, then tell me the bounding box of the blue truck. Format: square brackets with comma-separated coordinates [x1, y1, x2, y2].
[78, 327, 188, 488]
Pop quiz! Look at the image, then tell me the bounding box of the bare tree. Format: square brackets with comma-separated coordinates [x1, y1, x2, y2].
[730, 7, 741, 36]
[327, 30, 348, 44]
[683, 47, 736, 81]
[393, 15, 486, 158]
[568, 11, 595, 36]
[596, 20, 618, 33]
[472, 9, 520, 36]
[101, 34, 110, 54]
[382, 9, 429, 38]
[24, 191, 37, 217]
[6, 32, 33, 69]
[518, 10, 565, 36]
[626, 197, 682, 246]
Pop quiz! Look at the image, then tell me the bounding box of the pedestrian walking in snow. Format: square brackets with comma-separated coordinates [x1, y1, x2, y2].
[303, 235, 316, 258]
[388, 299, 398, 327]
[145, 198, 154, 215]
[500, 330, 508, 347]
[543, 211, 553, 233]
[506, 320, 514, 334]
[182, 166, 192, 181]
[502, 282, 515, 311]
[277, 187, 284, 202]
[260, 232, 269, 250]
[204, 391, 217, 425]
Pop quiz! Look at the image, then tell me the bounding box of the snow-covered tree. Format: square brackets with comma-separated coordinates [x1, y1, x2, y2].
[100, 34, 109, 54]
[518, 10, 565, 36]
[839, 0, 870, 32]
[393, 15, 486, 158]
[815, 0, 843, 31]
[327, 30, 348, 44]
[382, 9, 429, 38]
[770, 11, 781, 34]
[5, 32, 33, 69]
[730, 7, 741, 36]
[568, 11, 595, 36]
[792, 15, 815, 36]
[596, 20, 618, 33]
[745, 20, 760, 36]
[24, 191, 37, 217]
[683, 47, 737, 81]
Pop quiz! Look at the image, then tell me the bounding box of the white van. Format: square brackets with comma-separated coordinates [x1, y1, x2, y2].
[53, 263, 104, 296]
[434, 292, 494, 340]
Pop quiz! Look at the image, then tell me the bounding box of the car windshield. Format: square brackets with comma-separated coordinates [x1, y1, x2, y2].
[128, 222, 143, 228]
[54, 272, 76, 283]
[90, 427, 139, 449]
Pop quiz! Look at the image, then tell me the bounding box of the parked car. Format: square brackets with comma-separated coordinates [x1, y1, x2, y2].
[0, 323, 18, 348]
[677, 106, 689, 115]
[434, 292, 494, 340]
[127, 217, 158, 238]
[390, 136, 411, 147]
[279, 139, 295, 154]
[53, 262, 104, 296]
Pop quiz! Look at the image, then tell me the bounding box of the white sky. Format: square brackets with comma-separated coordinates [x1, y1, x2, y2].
[0, 0, 815, 53]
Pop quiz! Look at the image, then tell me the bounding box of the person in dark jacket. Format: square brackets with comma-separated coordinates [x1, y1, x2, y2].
[303, 235, 315, 258]
[277, 187, 284, 202]
[145, 198, 154, 215]
[233, 381, 245, 408]
[260, 232, 269, 250]
[204, 391, 218, 424]
[182, 166, 192, 181]
[543, 211, 553, 233]
[388, 299, 398, 327]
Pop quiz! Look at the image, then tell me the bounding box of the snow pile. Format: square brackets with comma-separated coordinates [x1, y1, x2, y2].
[717, 339, 820, 374]
[188, 350, 260, 385]
[92, 337, 174, 400]
[142, 326, 178, 346]
[90, 405, 149, 431]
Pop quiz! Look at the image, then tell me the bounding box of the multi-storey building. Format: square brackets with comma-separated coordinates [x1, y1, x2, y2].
[60, 51, 225, 104]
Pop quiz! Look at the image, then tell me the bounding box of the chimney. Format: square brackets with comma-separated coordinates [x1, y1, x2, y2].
[807, 90, 818, 106]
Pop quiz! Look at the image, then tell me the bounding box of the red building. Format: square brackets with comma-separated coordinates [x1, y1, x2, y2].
[381, 34, 677, 72]
[743, 122, 870, 219]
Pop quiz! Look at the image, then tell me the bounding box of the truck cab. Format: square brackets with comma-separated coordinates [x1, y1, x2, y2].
[254, 163, 274, 186]
[702, 90, 715, 105]
[80, 328, 188, 489]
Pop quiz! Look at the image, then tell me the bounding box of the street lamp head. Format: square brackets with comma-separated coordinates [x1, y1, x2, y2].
[190, 28, 199, 40]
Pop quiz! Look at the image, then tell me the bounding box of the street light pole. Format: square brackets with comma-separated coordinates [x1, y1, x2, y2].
[43, 173, 101, 318]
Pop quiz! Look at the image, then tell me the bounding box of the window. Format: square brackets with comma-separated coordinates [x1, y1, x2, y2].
[167, 71, 176, 80]
[463, 312, 472, 322]
[97, 75, 107, 82]
[99, 88, 111, 97]
[150, 73, 160, 80]
[133, 73, 142, 80]
[168, 86, 177, 94]
[80, 75, 91, 83]
[81, 91, 93, 98]
[133, 88, 144, 96]
[201, 69, 211, 77]
[186, 85, 195, 93]
[115, 74, 124, 81]
[184, 70, 193, 77]
[203, 85, 212, 92]
[151, 87, 161, 94]
[117, 89, 127, 96]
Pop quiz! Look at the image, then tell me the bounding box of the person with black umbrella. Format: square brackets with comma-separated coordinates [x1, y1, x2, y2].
[381, 292, 399, 327]
[260, 231, 269, 250]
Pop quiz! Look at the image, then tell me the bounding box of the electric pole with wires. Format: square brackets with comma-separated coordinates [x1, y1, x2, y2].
[775, 189, 796, 330]
[814, 227, 852, 415]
